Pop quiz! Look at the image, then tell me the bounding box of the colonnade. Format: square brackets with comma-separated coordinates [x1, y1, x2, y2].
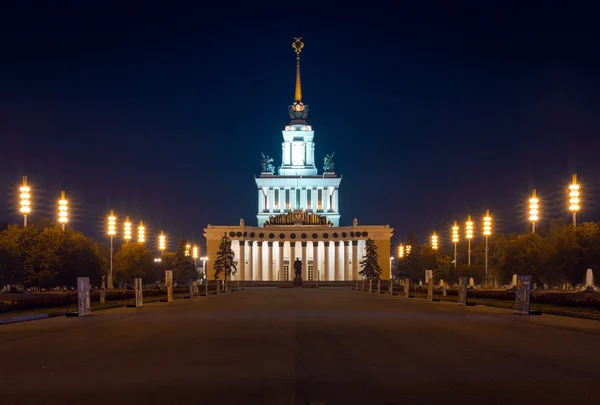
[258, 186, 339, 213]
[232, 240, 365, 281]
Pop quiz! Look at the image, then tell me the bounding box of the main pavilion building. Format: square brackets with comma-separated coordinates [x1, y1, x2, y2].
[204, 40, 393, 281]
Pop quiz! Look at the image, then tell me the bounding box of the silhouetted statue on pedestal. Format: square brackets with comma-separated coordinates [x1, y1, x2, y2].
[294, 258, 302, 279]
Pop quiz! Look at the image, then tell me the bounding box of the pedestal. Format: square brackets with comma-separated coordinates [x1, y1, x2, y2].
[293, 277, 303, 287]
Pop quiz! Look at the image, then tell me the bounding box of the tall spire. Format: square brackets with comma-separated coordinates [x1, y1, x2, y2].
[293, 37, 304, 101]
[289, 37, 309, 122]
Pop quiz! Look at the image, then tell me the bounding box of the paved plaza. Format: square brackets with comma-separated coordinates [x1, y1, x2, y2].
[2, 288, 600, 404]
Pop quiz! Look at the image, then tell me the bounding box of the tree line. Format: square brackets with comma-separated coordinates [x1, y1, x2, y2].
[394, 218, 600, 288]
[0, 223, 198, 290]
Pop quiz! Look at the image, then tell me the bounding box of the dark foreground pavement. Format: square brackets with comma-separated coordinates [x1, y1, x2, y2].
[1, 288, 600, 405]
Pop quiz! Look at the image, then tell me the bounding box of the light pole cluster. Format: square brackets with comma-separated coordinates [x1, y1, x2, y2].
[107, 210, 116, 289]
[398, 243, 404, 258]
[431, 233, 438, 250]
[483, 210, 492, 285]
[123, 216, 132, 241]
[138, 221, 145, 243]
[465, 215, 473, 266]
[158, 232, 167, 252]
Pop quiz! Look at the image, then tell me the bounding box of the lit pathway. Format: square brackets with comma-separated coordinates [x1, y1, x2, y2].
[1, 288, 600, 404]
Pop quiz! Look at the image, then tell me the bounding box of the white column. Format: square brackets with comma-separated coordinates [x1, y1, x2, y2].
[324, 242, 330, 281]
[302, 242, 308, 279]
[278, 242, 284, 281]
[290, 242, 297, 273]
[312, 241, 318, 281]
[256, 242, 263, 280]
[258, 190, 263, 213]
[267, 242, 273, 281]
[333, 188, 339, 212]
[352, 241, 359, 280]
[323, 188, 329, 212]
[311, 188, 317, 211]
[290, 188, 295, 209]
[269, 188, 274, 212]
[238, 240, 245, 281]
[334, 242, 341, 280]
[247, 241, 254, 280]
[344, 241, 351, 280]
[301, 188, 307, 210]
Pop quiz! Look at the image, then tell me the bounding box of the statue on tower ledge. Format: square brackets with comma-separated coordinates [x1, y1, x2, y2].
[323, 152, 335, 172]
[261, 153, 275, 174]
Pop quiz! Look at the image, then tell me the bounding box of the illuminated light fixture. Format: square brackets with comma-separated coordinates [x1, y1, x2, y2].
[529, 189, 539, 233]
[158, 232, 167, 251]
[398, 244, 404, 258]
[569, 174, 580, 227]
[185, 243, 191, 257]
[483, 211, 491, 236]
[107, 210, 117, 236]
[123, 216, 132, 241]
[19, 176, 31, 227]
[466, 215, 473, 266]
[431, 233, 438, 250]
[58, 191, 68, 230]
[405, 245, 412, 255]
[192, 245, 199, 259]
[138, 221, 145, 243]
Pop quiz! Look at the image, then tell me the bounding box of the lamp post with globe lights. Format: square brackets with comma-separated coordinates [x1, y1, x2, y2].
[483, 210, 492, 286]
[465, 216, 473, 267]
[138, 221, 145, 244]
[123, 216, 132, 242]
[158, 232, 167, 254]
[451, 222, 459, 269]
[398, 243, 404, 259]
[431, 232, 438, 251]
[529, 189, 539, 233]
[58, 191, 68, 231]
[569, 174, 580, 228]
[107, 210, 117, 289]
[19, 176, 31, 227]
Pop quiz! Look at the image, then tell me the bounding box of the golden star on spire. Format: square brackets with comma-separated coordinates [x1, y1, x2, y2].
[292, 37, 304, 54]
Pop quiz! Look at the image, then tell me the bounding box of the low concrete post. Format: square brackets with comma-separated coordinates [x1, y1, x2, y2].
[404, 278, 410, 298]
[427, 277, 433, 301]
[369, 279, 372, 293]
[165, 270, 173, 302]
[100, 289, 106, 304]
[135, 278, 143, 307]
[377, 279, 381, 294]
[77, 277, 91, 317]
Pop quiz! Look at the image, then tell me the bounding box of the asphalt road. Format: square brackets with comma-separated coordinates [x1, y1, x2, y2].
[1, 288, 600, 405]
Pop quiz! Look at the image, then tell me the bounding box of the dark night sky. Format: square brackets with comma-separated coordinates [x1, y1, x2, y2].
[1, 2, 599, 248]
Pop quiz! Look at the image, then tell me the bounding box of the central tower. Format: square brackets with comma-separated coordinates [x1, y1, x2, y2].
[255, 38, 342, 227]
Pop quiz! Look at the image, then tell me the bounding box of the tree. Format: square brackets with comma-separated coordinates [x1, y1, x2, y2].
[173, 237, 197, 284]
[213, 233, 237, 280]
[359, 238, 382, 280]
[113, 243, 154, 286]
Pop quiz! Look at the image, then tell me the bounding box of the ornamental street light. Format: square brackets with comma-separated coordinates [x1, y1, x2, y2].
[465, 215, 473, 267]
[398, 243, 404, 258]
[107, 210, 116, 289]
[185, 243, 191, 257]
[405, 245, 412, 256]
[123, 216, 132, 242]
[431, 232, 438, 250]
[529, 189, 539, 233]
[483, 210, 492, 286]
[158, 232, 167, 252]
[19, 176, 31, 227]
[138, 221, 145, 243]
[58, 191, 68, 231]
[569, 174, 580, 228]
[451, 221, 459, 268]
[192, 244, 199, 268]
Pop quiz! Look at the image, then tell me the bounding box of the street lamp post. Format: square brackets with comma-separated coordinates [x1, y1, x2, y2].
[158, 232, 167, 255]
[569, 174, 580, 229]
[192, 244, 199, 269]
[185, 243, 191, 257]
[465, 216, 473, 267]
[451, 222, 459, 269]
[107, 210, 117, 289]
[398, 243, 404, 259]
[123, 216, 132, 242]
[483, 210, 492, 286]
[19, 176, 31, 227]
[431, 232, 438, 251]
[529, 189, 539, 233]
[138, 221, 145, 244]
[58, 191, 68, 231]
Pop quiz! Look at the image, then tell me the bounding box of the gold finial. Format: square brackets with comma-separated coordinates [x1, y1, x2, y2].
[292, 37, 304, 101]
